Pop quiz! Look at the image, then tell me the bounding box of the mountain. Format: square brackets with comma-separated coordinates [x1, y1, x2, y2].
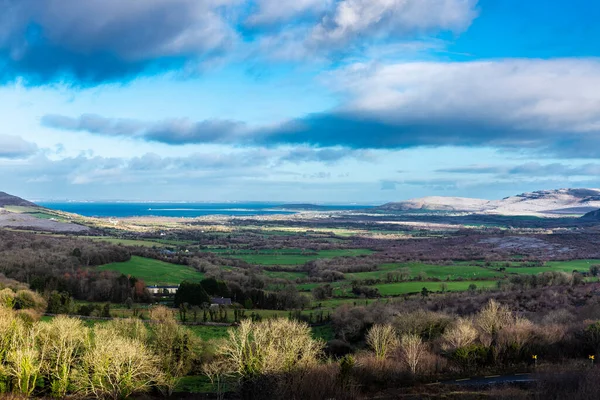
[581, 209, 600, 220]
[0, 192, 38, 207]
[377, 188, 600, 216]
[378, 197, 491, 212]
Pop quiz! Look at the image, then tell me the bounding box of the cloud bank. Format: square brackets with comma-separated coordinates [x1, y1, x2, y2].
[0, 135, 38, 159]
[42, 59, 600, 157]
[0, 0, 478, 84]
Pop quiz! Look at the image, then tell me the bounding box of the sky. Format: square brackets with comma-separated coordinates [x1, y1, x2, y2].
[1, 0, 600, 203]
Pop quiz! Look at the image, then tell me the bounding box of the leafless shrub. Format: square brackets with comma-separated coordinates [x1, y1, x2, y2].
[476, 299, 514, 346]
[442, 318, 478, 351]
[75, 327, 165, 400]
[366, 324, 398, 361]
[37, 316, 88, 398]
[104, 318, 148, 342]
[276, 363, 361, 400]
[202, 360, 231, 400]
[400, 334, 426, 374]
[353, 353, 410, 389]
[219, 318, 324, 379]
[498, 317, 535, 355]
[393, 310, 451, 340]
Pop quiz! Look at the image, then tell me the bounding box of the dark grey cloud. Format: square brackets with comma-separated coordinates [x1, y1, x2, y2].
[0, 0, 479, 85]
[42, 114, 247, 145]
[0, 0, 237, 85]
[41, 59, 600, 158]
[0, 135, 38, 159]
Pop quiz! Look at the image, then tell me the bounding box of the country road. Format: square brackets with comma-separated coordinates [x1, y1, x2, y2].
[440, 373, 536, 386]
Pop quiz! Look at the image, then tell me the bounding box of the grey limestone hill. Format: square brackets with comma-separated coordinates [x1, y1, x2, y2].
[377, 188, 600, 216]
[581, 209, 600, 220]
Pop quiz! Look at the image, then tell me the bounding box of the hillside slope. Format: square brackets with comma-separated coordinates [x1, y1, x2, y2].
[0, 191, 90, 232]
[0, 192, 38, 207]
[377, 188, 600, 216]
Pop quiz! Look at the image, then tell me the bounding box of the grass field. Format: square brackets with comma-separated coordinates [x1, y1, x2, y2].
[97, 256, 204, 285]
[263, 270, 309, 280]
[374, 280, 498, 296]
[346, 262, 503, 281]
[504, 259, 600, 275]
[203, 248, 373, 265]
[89, 237, 171, 247]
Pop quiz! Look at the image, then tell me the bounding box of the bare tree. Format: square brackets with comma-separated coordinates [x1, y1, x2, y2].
[202, 360, 231, 400]
[366, 324, 399, 361]
[442, 318, 479, 351]
[37, 316, 88, 398]
[75, 328, 165, 400]
[400, 334, 425, 374]
[475, 299, 513, 346]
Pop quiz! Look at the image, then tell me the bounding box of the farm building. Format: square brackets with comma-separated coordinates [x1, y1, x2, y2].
[211, 297, 232, 306]
[146, 285, 179, 295]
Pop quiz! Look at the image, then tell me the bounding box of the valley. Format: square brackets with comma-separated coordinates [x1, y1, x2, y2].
[3, 189, 600, 399]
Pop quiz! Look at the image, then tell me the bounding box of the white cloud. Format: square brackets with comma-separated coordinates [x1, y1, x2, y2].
[247, 0, 332, 25]
[314, 58, 600, 155]
[310, 0, 479, 47]
[0, 134, 37, 158]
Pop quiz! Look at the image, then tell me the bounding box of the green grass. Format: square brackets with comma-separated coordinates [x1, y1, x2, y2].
[374, 280, 498, 296]
[187, 325, 230, 340]
[201, 248, 373, 265]
[312, 298, 379, 309]
[546, 259, 600, 271]
[312, 324, 335, 341]
[263, 270, 309, 280]
[88, 237, 171, 247]
[504, 259, 600, 275]
[347, 262, 503, 281]
[97, 256, 204, 285]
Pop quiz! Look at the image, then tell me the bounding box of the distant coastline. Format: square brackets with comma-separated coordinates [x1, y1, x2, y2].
[37, 202, 371, 218]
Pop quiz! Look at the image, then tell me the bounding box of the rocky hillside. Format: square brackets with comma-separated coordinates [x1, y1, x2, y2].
[0, 192, 89, 232]
[377, 188, 600, 216]
[0, 192, 38, 207]
[378, 196, 491, 212]
[582, 209, 600, 220]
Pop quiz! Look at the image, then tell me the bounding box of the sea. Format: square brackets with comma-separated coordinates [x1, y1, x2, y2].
[37, 202, 372, 218]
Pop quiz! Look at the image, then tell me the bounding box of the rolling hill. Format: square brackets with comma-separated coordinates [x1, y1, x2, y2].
[0, 191, 89, 232]
[377, 188, 600, 216]
[0, 191, 38, 207]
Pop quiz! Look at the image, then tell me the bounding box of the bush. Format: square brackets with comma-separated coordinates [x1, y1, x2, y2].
[37, 316, 88, 398]
[366, 324, 398, 361]
[75, 327, 165, 400]
[219, 318, 324, 378]
[450, 344, 490, 371]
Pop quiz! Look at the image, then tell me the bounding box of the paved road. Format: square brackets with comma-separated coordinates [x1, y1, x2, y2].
[438, 373, 535, 386]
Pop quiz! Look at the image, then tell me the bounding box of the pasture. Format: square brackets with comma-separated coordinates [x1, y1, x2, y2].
[203, 248, 373, 265]
[346, 262, 503, 281]
[97, 256, 204, 285]
[374, 280, 498, 296]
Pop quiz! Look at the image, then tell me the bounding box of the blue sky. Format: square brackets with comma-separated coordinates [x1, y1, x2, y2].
[1, 0, 600, 203]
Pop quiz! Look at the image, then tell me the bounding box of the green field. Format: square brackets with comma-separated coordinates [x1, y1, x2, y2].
[346, 262, 503, 281]
[203, 248, 373, 265]
[374, 280, 498, 296]
[98, 256, 204, 285]
[263, 270, 309, 280]
[89, 237, 171, 247]
[504, 259, 600, 275]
